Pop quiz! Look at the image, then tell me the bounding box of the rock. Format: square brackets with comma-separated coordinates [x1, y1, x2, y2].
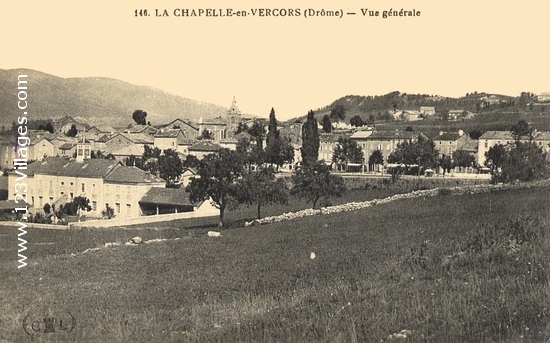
[207, 231, 221, 237]
[130, 236, 143, 244]
[104, 242, 120, 248]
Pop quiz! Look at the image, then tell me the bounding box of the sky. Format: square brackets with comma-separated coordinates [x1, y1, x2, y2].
[1, 1, 549, 120]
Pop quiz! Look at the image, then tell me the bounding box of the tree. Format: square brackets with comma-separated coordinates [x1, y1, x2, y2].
[265, 108, 281, 166]
[143, 145, 161, 160]
[350, 115, 364, 127]
[291, 161, 346, 209]
[159, 149, 184, 186]
[235, 122, 249, 135]
[439, 154, 453, 175]
[66, 124, 78, 137]
[469, 129, 483, 140]
[62, 196, 92, 220]
[43, 203, 51, 214]
[235, 166, 289, 219]
[452, 149, 476, 168]
[247, 121, 267, 165]
[484, 144, 507, 183]
[101, 204, 115, 219]
[301, 110, 319, 167]
[183, 154, 200, 169]
[330, 104, 346, 121]
[322, 114, 332, 133]
[187, 149, 246, 227]
[332, 137, 364, 171]
[387, 136, 439, 168]
[368, 150, 384, 171]
[500, 142, 548, 183]
[510, 119, 532, 141]
[132, 110, 148, 125]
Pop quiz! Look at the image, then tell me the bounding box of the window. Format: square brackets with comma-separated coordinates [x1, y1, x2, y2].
[81, 183, 85, 192]
[39, 196, 43, 206]
[78, 148, 83, 156]
[92, 201, 97, 211]
[115, 203, 120, 214]
[126, 204, 131, 215]
[61, 181, 64, 186]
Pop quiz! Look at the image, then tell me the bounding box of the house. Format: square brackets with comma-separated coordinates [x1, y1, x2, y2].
[123, 124, 158, 136]
[477, 130, 550, 166]
[0, 130, 56, 169]
[477, 131, 516, 166]
[110, 145, 145, 164]
[7, 151, 165, 219]
[198, 97, 245, 141]
[319, 134, 344, 163]
[420, 107, 436, 116]
[51, 116, 88, 135]
[58, 142, 77, 157]
[180, 167, 197, 188]
[138, 187, 218, 216]
[86, 125, 116, 135]
[401, 110, 423, 121]
[153, 128, 189, 154]
[104, 133, 154, 154]
[160, 118, 199, 139]
[448, 110, 476, 121]
[350, 130, 423, 165]
[432, 130, 477, 158]
[537, 92, 550, 102]
[188, 141, 223, 159]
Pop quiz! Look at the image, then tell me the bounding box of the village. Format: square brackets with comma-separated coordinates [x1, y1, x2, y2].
[1, 94, 549, 227]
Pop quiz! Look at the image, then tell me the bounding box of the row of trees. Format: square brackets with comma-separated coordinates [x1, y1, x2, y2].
[187, 109, 346, 227]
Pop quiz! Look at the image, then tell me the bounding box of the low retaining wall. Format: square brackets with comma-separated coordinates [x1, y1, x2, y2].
[69, 211, 219, 228]
[245, 180, 550, 227]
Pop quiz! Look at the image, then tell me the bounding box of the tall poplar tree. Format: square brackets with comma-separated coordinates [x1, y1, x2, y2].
[301, 110, 319, 167]
[265, 108, 281, 166]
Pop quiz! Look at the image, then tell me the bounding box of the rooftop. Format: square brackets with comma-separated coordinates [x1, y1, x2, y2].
[139, 187, 192, 207]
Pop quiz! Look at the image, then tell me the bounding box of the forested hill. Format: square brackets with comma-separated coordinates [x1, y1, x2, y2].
[303, 91, 521, 122]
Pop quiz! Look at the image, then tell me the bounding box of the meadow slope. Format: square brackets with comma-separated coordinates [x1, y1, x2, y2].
[0, 185, 549, 342]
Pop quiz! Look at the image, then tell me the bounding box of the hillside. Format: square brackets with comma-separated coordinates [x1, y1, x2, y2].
[1, 184, 549, 342]
[309, 91, 520, 120]
[0, 69, 228, 127]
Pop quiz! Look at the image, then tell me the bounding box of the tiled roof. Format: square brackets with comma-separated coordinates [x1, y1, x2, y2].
[25, 157, 120, 178]
[104, 165, 164, 184]
[433, 132, 461, 141]
[189, 141, 223, 152]
[363, 130, 417, 140]
[479, 131, 515, 140]
[59, 142, 76, 150]
[88, 125, 116, 133]
[163, 118, 199, 131]
[0, 200, 31, 211]
[139, 187, 192, 206]
[110, 145, 144, 156]
[349, 131, 373, 139]
[154, 129, 183, 138]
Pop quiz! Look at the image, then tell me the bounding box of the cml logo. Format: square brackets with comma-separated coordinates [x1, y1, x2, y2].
[22, 312, 76, 336]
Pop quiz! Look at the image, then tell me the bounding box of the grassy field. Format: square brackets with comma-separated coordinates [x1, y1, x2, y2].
[0, 185, 549, 342]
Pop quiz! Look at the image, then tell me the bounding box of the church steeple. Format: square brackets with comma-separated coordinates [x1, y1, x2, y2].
[228, 96, 241, 115]
[225, 96, 242, 137]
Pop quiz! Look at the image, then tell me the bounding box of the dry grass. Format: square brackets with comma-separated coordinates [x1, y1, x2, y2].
[0, 186, 549, 342]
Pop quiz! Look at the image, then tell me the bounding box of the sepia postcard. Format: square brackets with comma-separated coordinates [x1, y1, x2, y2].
[1, 1, 549, 342]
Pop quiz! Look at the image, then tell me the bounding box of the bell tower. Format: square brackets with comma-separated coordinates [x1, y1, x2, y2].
[226, 96, 241, 137]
